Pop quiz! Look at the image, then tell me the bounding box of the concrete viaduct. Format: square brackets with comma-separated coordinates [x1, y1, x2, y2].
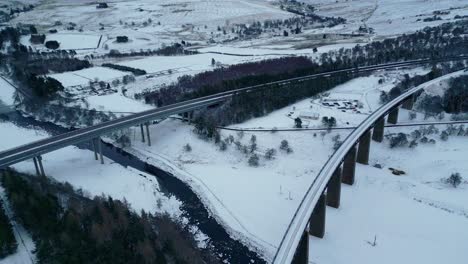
[1, 58, 459, 172]
[0, 59, 466, 263]
[271, 71, 465, 264]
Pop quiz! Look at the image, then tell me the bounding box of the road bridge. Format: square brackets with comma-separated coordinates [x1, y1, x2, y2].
[0, 59, 466, 264]
[271, 70, 466, 264]
[3, 58, 464, 171]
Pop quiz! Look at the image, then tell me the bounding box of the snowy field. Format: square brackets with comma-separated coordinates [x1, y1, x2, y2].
[310, 133, 468, 264]
[10, 0, 293, 53]
[48, 66, 130, 87]
[310, 0, 468, 36]
[234, 67, 429, 130]
[0, 121, 181, 216]
[7, 0, 466, 55]
[197, 43, 357, 56]
[78, 92, 153, 113]
[117, 69, 468, 261]
[116, 53, 275, 74]
[20, 33, 101, 50]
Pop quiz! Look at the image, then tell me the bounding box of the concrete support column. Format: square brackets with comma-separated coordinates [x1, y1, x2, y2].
[145, 122, 151, 146]
[402, 95, 414, 110]
[292, 230, 309, 264]
[342, 146, 357, 185]
[372, 117, 385, 142]
[92, 138, 98, 160]
[140, 124, 145, 143]
[37, 155, 45, 177]
[387, 107, 399, 124]
[33, 157, 40, 176]
[357, 130, 371, 165]
[188, 111, 194, 124]
[309, 192, 326, 238]
[97, 138, 104, 164]
[327, 167, 342, 208]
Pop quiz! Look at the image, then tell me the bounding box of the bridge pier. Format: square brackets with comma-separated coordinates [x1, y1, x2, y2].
[140, 124, 145, 143]
[97, 138, 104, 164]
[402, 95, 414, 110]
[188, 111, 194, 124]
[342, 146, 356, 185]
[309, 192, 326, 238]
[372, 117, 385, 142]
[37, 155, 45, 177]
[357, 130, 371, 165]
[145, 122, 151, 146]
[92, 138, 98, 160]
[327, 167, 342, 208]
[387, 107, 399, 124]
[33, 157, 40, 176]
[291, 230, 309, 264]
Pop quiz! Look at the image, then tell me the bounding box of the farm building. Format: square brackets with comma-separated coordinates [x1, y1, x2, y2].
[299, 111, 319, 120]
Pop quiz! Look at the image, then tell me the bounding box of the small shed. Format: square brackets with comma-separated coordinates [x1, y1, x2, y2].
[299, 111, 319, 120]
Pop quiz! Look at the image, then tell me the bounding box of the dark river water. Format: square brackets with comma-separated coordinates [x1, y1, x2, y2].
[1, 111, 266, 264]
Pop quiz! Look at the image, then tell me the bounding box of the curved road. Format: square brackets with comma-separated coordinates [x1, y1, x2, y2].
[0, 58, 466, 263]
[1, 57, 465, 168]
[271, 70, 466, 263]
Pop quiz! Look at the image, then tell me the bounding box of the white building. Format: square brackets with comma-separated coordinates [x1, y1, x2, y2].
[299, 111, 319, 120]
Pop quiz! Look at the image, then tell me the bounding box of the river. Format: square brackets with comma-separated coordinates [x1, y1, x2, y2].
[1, 111, 266, 264]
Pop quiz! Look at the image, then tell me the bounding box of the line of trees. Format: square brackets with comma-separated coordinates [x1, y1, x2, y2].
[103, 43, 198, 59]
[409, 71, 468, 118]
[102, 63, 146, 75]
[146, 20, 468, 136]
[443, 75, 468, 113]
[20, 102, 116, 128]
[1, 169, 218, 264]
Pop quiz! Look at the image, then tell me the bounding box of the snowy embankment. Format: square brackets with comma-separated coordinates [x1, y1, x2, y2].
[311, 134, 468, 264]
[115, 52, 275, 74]
[118, 68, 468, 261]
[0, 121, 212, 255]
[0, 186, 36, 264]
[0, 122, 182, 216]
[0, 77, 16, 106]
[48, 67, 130, 88]
[71, 92, 154, 114]
[310, 0, 467, 36]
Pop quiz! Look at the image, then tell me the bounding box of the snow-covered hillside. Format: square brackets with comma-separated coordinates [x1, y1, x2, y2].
[113, 68, 468, 260]
[310, 0, 467, 36]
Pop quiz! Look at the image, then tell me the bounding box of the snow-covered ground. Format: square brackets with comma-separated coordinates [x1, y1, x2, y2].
[48, 66, 130, 87]
[0, 120, 213, 258]
[82, 92, 153, 113]
[115, 52, 275, 74]
[0, 121, 182, 216]
[197, 43, 358, 57]
[20, 33, 101, 51]
[117, 68, 468, 261]
[311, 0, 468, 37]
[234, 67, 429, 130]
[10, 0, 293, 53]
[0, 186, 36, 264]
[0, 77, 16, 106]
[310, 132, 468, 264]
